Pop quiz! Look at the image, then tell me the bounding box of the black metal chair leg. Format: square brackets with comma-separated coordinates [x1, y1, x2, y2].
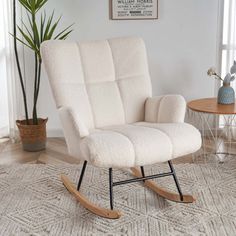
[109, 168, 114, 210]
[77, 161, 87, 191]
[140, 166, 145, 182]
[168, 161, 184, 201]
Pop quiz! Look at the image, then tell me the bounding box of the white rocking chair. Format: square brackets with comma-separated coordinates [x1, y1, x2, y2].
[41, 37, 202, 219]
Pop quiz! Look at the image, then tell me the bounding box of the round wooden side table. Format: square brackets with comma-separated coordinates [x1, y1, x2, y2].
[187, 97, 236, 163]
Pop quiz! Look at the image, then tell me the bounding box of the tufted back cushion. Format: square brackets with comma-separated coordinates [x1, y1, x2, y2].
[41, 37, 152, 130]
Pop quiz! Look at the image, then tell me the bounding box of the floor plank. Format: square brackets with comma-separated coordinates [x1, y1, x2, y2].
[0, 138, 78, 165]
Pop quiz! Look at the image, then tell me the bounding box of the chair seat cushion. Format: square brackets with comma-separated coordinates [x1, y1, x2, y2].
[135, 122, 202, 159]
[79, 123, 201, 168]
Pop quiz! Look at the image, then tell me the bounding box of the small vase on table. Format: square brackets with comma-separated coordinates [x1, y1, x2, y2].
[218, 82, 235, 105]
[207, 61, 236, 105]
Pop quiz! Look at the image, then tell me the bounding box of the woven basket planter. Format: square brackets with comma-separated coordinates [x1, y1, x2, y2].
[16, 118, 48, 152]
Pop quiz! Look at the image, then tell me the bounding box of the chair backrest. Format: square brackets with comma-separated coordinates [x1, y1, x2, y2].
[41, 37, 152, 130]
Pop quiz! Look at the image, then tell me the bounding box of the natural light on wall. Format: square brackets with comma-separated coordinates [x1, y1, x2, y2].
[221, 0, 236, 77]
[0, 0, 10, 138]
[220, 0, 236, 133]
[0, 0, 19, 140]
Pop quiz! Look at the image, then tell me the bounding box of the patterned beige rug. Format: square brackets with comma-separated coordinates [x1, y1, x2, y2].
[0, 159, 236, 236]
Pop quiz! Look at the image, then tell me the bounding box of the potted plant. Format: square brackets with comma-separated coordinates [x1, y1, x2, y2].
[207, 61, 236, 104]
[12, 0, 73, 151]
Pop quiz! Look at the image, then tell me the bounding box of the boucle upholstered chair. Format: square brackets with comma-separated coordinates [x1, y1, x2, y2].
[41, 37, 202, 219]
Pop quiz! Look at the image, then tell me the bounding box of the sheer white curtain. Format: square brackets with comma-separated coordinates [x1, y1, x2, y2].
[0, 3, 9, 138]
[220, 0, 236, 139]
[0, 0, 20, 139]
[221, 0, 236, 75]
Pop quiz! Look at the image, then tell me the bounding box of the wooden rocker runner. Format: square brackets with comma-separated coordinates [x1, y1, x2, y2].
[130, 167, 196, 203]
[61, 174, 122, 219]
[61, 160, 195, 219]
[41, 37, 201, 220]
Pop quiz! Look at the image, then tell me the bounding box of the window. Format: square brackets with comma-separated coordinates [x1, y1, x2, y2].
[221, 0, 236, 77]
[219, 0, 236, 133]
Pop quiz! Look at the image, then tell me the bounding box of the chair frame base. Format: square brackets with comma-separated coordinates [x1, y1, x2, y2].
[61, 161, 195, 219]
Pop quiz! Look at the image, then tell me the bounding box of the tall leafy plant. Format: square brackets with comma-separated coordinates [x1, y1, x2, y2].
[13, 0, 73, 125]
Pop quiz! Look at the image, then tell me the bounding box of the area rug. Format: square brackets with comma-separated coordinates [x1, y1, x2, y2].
[0, 159, 236, 236]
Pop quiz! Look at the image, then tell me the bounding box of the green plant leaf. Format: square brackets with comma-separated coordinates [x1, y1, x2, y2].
[40, 12, 46, 42]
[47, 16, 62, 39]
[31, 0, 36, 13]
[16, 1, 73, 56]
[36, 0, 48, 12]
[18, 0, 31, 12]
[58, 29, 73, 40]
[10, 32, 34, 51]
[17, 26, 38, 51]
[43, 11, 54, 41]
[54, 24, 74, 39]
[21, 20, 34, 42]
[26, 12, 33, 30]
[32, 20, 40, 47]
[18, 0, 48, 13]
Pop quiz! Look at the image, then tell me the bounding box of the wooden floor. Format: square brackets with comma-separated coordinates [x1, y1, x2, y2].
[0, 137, 233, 165]
[0, 138, 80, 165]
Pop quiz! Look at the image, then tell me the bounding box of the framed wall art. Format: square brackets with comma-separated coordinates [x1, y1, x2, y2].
[110, 0, 158, 20]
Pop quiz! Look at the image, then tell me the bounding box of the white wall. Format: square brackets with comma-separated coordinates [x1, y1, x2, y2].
[23, 0, 220, 136]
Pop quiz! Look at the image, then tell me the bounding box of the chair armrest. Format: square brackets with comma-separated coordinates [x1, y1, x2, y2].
[58, 107, 89, 139]
[145, 95, 186, 123]
[58, 107, 89, 157]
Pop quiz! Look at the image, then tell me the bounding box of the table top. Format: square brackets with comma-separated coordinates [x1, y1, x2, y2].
[187, 98, 236, 114]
